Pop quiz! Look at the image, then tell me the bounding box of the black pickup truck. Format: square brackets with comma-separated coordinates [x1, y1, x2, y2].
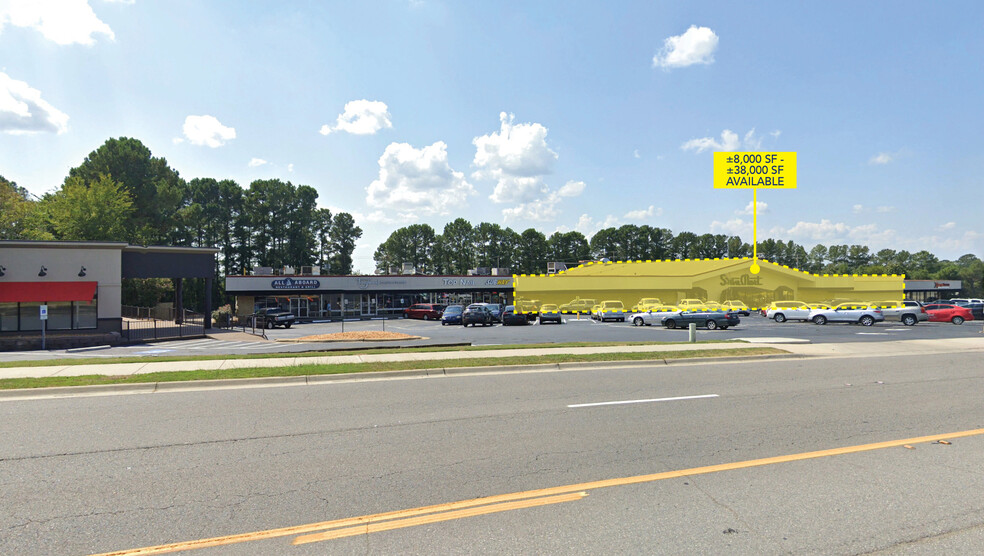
[254, 307, 296, 329]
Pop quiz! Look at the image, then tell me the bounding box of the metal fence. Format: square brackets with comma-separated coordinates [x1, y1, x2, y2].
[122, 308, 205, 342]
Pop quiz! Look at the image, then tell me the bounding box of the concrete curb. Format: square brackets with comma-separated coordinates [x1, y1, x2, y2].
[275, 336, 426, 343]
[0, 351, 801, 400]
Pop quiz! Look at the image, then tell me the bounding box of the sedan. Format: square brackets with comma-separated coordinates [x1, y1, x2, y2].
[809, 303, 884, 326]
[538, 304, 563, 324]
[630, 306, 682, 326]
[483, 303, 505, 322]
[923, 303, 974, 325]
[500, 306, 529, 326]
[662, 311, 739, 330]
[440, 304, 464, 325]
[462, 304, 496, 327]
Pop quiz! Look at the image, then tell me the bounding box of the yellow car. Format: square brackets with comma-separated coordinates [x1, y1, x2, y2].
[703, 301, 725, 312]
[631, 297, 663, 312]
[677, 299, 708, 311]
[592, 300, 626, 322]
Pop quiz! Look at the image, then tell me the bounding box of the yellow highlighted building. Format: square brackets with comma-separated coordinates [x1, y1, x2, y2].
[514, 258, 903, 312]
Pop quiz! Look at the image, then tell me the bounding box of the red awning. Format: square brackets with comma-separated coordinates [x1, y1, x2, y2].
[0, 282, 98, 303]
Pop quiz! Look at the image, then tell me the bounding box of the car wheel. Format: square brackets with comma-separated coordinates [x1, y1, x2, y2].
[284, 323, 291, 329]
[633, 317, 644, 326]
[813, 315, 827, 325]
[720, 325, 729, 330]
[665, 319, 676, 329]
[860, 315, 875, 326]
[423, 315, 430, 321]
[774, 313, 787, 323]
[706, 320, 718, 330]
[952, 316, 965, 325]
[902, 314, 917, 326]
[265, 320, 273, 329]
[620, 318, 625, 322]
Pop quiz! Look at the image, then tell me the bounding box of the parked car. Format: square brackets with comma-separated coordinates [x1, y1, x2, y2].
[539, 303, 563, 324]
[923, 303, 974, 325]
[253, 307, 296, 329]
[807, 303, 833, 311]
[501, 305, 529, 326]
[703, 301, 726, 312]
[630, 305, 681, 326]
[592, 300, 625, 322]
[766, 301, 812, 323]
[961, 302, 984, 320]
[809, 303, 884, 326]
[874, 300, 927, 326]
[949, 298, 984, 305]
[722, 300, 751, 316]
[630, 297, 663, 312]
[440, 304, 464, 325]
[559, 298, 597, 314]
[462, 304, 496, 327]
[663, 310, 739, 330]
[482, 303, 505, 322]
[404, 303, 445, 321]
[677, 299, 708, 311]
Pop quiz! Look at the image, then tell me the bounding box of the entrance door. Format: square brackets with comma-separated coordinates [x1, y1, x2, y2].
[290, 297, 309, 318]
[360, 294, 375, 316]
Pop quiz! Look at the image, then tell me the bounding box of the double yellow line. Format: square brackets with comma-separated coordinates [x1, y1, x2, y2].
[94, 427, 984, 555]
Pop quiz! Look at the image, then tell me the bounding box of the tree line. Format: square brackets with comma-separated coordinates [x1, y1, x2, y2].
[1, 137, 362, 309]
[375, 221, 984, 296]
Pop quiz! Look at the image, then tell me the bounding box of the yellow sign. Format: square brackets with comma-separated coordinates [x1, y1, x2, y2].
[713, 152, 797, 189]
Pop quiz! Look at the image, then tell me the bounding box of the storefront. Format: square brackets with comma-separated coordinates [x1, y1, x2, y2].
[902, 279, 963, 302]
[225, 274, 514, 319]
[0, 241, 217, 336]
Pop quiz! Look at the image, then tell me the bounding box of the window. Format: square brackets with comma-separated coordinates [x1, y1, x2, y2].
[19, 302, 42, 331]
[47, 301, 73, 330]
[0, 302, 16, 332]
[75, 300, 97, 329]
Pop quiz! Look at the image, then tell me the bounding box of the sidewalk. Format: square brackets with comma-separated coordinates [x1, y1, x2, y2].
[2, 337, 983, 381]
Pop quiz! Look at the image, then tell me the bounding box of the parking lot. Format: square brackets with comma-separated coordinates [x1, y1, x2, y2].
[2, 313, 981, 363]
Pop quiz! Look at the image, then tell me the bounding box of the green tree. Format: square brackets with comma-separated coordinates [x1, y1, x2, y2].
[547, 231, 590, 263]
[328, 212, 362, 274]
[45, 174, 133, 241]
[439, 218, 475, 274]
[0, 175, 50, 240]
[514, 228, 548, 274]
[374, 224, 437, 273]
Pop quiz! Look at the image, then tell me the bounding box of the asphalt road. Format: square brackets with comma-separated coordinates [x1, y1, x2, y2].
[2, 351, 984, 554]
[3, 313, 983, 362]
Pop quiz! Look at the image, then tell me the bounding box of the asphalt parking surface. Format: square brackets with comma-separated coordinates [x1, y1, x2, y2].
[2, 313, 980, 362]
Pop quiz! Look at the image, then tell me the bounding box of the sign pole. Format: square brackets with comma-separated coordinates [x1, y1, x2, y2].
[40, 304, 48, 350]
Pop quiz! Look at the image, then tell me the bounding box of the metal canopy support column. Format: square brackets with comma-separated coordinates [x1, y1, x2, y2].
[175, 278, 183, 324]
[204, 276, 213, 329]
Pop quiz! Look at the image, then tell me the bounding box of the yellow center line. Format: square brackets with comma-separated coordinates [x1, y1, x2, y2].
[292, 492, 589, 545]
[92, 427, 984, 555]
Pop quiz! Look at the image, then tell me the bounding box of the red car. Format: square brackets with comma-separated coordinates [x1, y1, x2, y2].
[404, 303, 445, 320]
[923, 303, 974, 325]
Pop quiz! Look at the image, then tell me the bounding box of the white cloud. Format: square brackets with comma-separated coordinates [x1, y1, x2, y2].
[287, 163, 294, 173]
[103, 0, 135, 4]
[320, 99, 392, 135]
[938, 221, 956, 231]
[502, 180, 586, 222]
[474, 112, 557, 181]
[710, 217, 752, 237]
[248, 158, 267, 167]
[681, 128, 768, 153]
[0, 0, 115, 45]
[652, 25, 718, 69]
[770, 130, 781, 139]
[633, 149, 641, 159]
[0, 71, 69, 134]
[875, 205, 895, 213]
[366, 141, 476, 217]
[770, 219, 898, 246]
[181, 115, 236, 148]
[869, 152, 894, 165]
[736, 201, 768, 216]
[624, 205, 662, 220]
[852, 204, 864, 214]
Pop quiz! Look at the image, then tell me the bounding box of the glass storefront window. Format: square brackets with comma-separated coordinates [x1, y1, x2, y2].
[19, 302, 42, 331]
[47, 301, 73, 330]
[75, 300, 98, 329]
[0, 302, 17, 332]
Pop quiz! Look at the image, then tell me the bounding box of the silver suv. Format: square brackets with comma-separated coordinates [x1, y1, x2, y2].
[873, 300, 928, 326]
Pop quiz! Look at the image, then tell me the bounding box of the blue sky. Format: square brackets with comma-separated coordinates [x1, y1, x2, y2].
[2, 0, 982, 272]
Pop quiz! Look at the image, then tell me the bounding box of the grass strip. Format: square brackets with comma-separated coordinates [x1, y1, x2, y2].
[0, 340, 744, 368]
[0, 347, 784, 390]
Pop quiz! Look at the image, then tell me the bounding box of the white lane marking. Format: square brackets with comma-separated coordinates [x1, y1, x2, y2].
[568, 394, 719, 408]
[884, 328, 912, 331]
[856, 332, 889, 335]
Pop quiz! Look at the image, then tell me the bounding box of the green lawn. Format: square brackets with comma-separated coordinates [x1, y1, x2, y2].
[0, 339, 745, 368]
[0, 347, 784, 390]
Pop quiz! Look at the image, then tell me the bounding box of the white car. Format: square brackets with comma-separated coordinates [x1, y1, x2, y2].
[592, 300, 625, 322]
[765, 301, 812, 323]
[809, 303, 885, 326]
[874, 300, 928, 326]
[629, 306, 682, 326]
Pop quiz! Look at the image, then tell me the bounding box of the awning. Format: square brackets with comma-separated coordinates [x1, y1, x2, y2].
[0, 282, 98, 303]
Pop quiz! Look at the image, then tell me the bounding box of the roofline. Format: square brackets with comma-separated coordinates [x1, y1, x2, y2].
[123, 245, 220, 255]
[0, 240, 219, 255]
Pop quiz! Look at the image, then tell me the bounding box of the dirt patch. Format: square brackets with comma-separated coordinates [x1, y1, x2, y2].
[288, 331, 424, 342]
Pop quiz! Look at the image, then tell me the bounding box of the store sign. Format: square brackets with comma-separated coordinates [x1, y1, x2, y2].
[271, 277, 320, 289]
[39, 304, 48, 320]
[720, 273, 763, 286]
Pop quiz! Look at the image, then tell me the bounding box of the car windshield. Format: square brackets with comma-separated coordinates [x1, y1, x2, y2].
[444, 306, 463, 314]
